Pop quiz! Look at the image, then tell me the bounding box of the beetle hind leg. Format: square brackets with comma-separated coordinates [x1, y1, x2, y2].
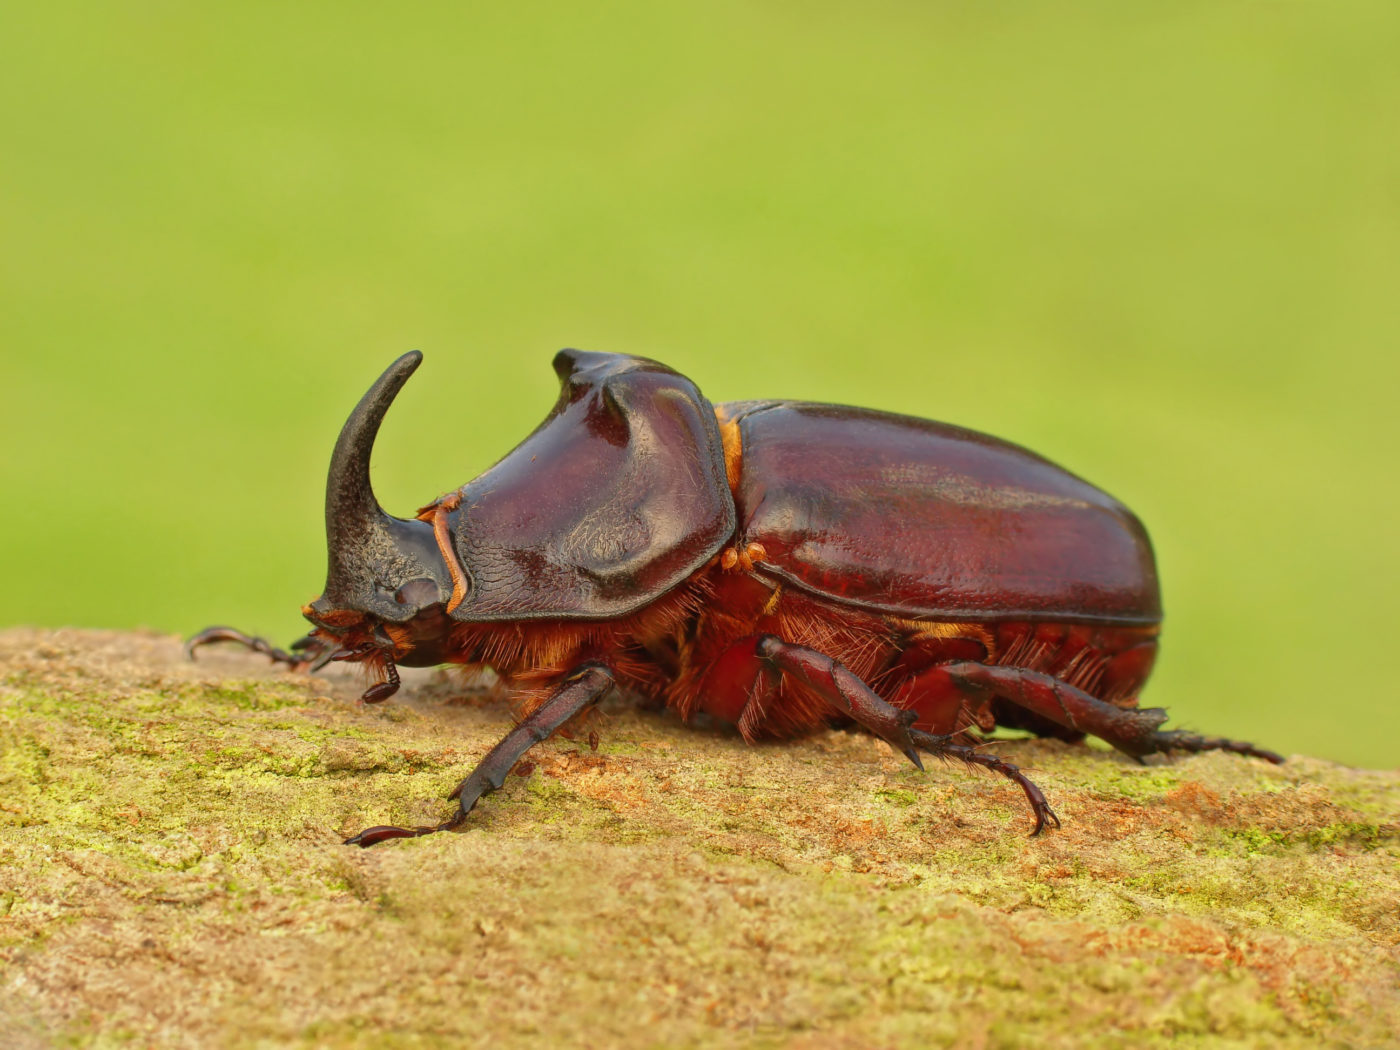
[1141, 728, 1283, 764]
[938, 660, 1284, 765]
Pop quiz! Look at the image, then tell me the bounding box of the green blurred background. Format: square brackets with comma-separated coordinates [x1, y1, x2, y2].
[2, 3, 1395, 767]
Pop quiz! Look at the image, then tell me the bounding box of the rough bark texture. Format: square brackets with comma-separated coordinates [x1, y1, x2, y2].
[1, 628, 1396, 1049]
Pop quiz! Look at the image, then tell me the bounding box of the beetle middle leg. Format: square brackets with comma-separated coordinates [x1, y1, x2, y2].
[938, 661, 1284, 764]
[754, 636, 1060, 835]
[186, 626, 401, 703]
[344, 664, 615, 848]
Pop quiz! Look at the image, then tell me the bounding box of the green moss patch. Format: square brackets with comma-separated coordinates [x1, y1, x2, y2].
[1, 629, 1397, 1048]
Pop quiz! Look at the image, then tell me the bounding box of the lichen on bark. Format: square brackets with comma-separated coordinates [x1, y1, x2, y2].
[1, 628, 1397, 1048]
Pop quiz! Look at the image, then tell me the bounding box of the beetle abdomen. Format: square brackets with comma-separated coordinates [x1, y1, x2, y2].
[719, 400, 1161, 626]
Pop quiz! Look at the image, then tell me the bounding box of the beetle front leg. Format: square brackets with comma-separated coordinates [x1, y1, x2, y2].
[344, 664, 615, 848]
[755, 636, 1058, 835]
[185, 626, 333, 670]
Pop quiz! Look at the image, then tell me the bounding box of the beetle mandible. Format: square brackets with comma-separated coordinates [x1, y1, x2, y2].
[189, 350, 1282, 846]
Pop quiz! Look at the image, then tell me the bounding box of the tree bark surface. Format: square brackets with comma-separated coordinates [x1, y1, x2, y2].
[1, 628, 1396, 1049]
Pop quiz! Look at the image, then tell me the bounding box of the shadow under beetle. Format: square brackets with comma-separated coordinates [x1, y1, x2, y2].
[190, 350, 1282, 846]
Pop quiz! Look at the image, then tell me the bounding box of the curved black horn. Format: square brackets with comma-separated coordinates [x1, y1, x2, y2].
[323, 352, 422, 596]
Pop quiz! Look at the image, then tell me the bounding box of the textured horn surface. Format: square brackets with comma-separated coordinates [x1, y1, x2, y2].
[320, 352, 424, 608]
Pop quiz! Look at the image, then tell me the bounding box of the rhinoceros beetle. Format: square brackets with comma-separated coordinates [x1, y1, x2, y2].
[190, 350, 1281, 846]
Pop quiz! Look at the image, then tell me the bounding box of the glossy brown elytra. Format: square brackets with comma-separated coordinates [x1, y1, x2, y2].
[189, 350, 1281, 846]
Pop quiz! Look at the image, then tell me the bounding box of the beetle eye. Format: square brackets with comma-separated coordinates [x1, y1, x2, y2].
[393, 578, 441, 607]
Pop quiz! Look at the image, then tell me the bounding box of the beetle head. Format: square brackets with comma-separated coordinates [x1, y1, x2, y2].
[304, 352, 452, 632]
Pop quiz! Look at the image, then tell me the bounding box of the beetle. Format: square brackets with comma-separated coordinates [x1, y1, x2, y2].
[189, 350, 1282, 847]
